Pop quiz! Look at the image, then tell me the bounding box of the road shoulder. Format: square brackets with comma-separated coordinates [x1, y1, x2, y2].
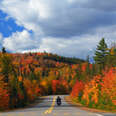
[65, 96, 116, 114]
[1, 96, 47, 112]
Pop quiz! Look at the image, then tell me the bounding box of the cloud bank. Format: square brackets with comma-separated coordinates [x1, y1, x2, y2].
[0, 0, 116, 58]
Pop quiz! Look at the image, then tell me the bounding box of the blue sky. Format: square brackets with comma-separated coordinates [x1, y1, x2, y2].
[0, 10, 24, 37]
[0, 0, 116, 59]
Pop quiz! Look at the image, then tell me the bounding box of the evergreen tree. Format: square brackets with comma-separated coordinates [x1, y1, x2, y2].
[9, 76, 18, 108]
[18, 81, 27, 107]
[0, 54, 12, 83]
[0, 54, 14, 108]
[94, 38, 108, 70]
[2, 47, 6, 54]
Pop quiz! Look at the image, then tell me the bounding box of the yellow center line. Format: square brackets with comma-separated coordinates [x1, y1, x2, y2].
[44, 96, 57, 115]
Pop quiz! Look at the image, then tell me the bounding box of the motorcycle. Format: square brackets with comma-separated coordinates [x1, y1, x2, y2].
[56, 96, 61, 106]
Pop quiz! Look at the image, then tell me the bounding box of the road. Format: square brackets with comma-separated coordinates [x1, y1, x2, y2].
[0, 95, 116, 116]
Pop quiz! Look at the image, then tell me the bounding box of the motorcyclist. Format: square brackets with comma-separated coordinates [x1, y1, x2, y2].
[56, 96, 61, 106]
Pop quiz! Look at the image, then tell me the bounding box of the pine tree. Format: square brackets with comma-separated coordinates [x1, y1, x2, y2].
[94, 38, 108, 70]
[2, 47, 6, 54]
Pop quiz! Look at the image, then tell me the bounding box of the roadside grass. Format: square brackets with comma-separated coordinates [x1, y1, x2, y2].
[65, 96, 116, 113]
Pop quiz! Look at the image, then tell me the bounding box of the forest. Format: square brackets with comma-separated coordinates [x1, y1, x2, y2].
[0, 38, 116, 111]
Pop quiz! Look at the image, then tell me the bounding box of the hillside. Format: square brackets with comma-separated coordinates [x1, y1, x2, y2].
[0, 39, 116, 111]
[12, 52, 85, 65]
[0, 52, 86, 109]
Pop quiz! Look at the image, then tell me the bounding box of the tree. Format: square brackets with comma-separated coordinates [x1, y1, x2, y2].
[0, 54, 13, 83]
[85, 55, 90, 75]
[18, 79, 27, 107]
[86, 55, 90, 63]
[0, 54, 14, 109]
[94, 38, 108, 70]
[106, 42, 116, 68]
[9, 74, 19, 108]
[2, 47, 6, 54]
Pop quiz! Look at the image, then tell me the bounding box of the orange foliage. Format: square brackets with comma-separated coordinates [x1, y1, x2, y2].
[23, 79, 40, 101]
[18, 76, 23, 82]
[80, 68, 116, 106]
[101, 68, 116, 105]
[70, 80, 84, 98]
[81, 63, 87, 72]
[40, 80, 47, 87]
[52, 80, 60, 94]
[82, 76, 101, 104]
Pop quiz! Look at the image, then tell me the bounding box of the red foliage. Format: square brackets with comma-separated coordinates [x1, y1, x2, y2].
[52, 80, 60, 94]
[0, 76, 10, 110]
[81, 63, 87, 72]
[52, 79, 69, 94]
[70, 80, 84, 98]
[101, 68, 116, 105]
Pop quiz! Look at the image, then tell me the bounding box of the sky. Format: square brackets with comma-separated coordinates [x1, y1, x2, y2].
[0, 0, 116, 59]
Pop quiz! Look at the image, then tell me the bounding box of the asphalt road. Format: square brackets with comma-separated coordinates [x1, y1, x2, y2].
[0, 95, 116, 116]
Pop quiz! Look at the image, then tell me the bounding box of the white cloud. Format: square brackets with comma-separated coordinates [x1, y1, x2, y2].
[3, 30, 40, 52]
[0, 33, 3, 46]
[0, 33, 3, 41]
[0, 0, 52, 33]
[22, 35, 100, 59]
[29, 0, 50, 19]
[0, 0, 116, 58]
[1, 0, 116, 37]
[0, 33, 3, 49]
[35, 26, 116, 59]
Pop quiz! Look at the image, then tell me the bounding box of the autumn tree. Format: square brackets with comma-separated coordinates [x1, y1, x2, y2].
[106, 43, 116, 68]
[9, 75, 19, 108]
[0, 54, 13, 83]
[18, 77, 27, 107]
[85, 55, 91, 76]
[0, 53, 14, 109]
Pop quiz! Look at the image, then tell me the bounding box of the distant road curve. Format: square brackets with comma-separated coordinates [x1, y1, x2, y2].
[0, 95, 116, 116]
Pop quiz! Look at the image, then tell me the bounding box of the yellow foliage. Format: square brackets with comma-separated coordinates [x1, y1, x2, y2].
[40, 81, 47, 87]
[18, 76, 23, 82]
